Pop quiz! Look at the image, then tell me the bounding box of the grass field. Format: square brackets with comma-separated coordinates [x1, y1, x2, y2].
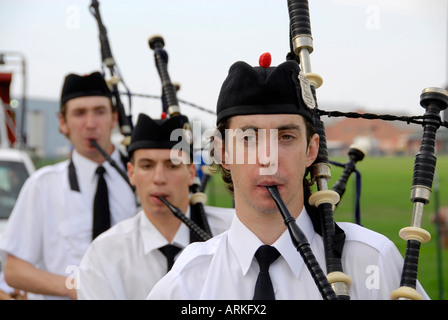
[204, 155, 448, 300]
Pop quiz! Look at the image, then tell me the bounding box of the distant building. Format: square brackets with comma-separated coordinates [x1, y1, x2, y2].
[14, 98, 71, 159]
[324, 110, 417, 156]
[406, 126, 448, 155]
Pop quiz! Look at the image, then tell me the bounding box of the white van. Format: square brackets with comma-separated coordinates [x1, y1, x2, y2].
[0, 148, 35, 239]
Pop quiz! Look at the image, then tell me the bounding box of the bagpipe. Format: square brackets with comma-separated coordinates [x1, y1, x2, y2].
[148, 35, 213, 242]
[263, 0, 447, 300]
[262, 0, 353, 300]
[88, 0, 213, 243]
[88, 0, 135, 195]
[89, 0, 133, 146]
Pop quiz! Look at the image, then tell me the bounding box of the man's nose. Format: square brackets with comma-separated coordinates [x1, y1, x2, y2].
[257, 130, 278, 175]
[85, 111, 97, 128]
[153, 164, 167, 184]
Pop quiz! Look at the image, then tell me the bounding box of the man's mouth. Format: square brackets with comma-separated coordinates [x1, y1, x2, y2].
[151, 193, 169, 202]
[88, 138, 99, 146]
[256, 180, 284, 188]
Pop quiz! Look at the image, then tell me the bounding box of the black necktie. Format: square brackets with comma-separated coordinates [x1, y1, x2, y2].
[159, 244, 182, 272]
[253, 245, 280, 300]
[92, 166, 110, 240]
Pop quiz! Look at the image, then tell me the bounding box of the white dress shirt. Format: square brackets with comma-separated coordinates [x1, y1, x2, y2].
[0, 149, 137, 299]
[147, 207, 429, 300]
[77, 206, 235, 300]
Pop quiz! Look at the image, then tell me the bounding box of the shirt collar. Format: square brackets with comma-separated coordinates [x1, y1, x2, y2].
[71, 149, 98, 182]
[72, 147, 122, 181]
[228, 215, 264, 276]
[140, 207, 192, 255]
[228, 206, 315, 278]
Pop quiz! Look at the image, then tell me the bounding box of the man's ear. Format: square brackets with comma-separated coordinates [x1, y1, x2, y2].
[188, 163, 196, 186]
[305, 133, 319, 167]
[58, 113, 69, 136]
[212, 134, 230, 170]
[127, 161, 136, 186]
[111, 110, 119, 129]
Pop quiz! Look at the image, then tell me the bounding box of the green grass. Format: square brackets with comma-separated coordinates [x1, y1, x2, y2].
[204, 155, 448, 300]
[331, 155, 448, 300]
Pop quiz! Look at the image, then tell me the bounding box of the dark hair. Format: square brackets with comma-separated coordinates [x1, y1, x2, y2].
[210, 118, 316, 197]
[210, 119, 234, 193]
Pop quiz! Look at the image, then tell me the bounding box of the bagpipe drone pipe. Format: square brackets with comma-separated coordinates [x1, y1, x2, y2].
[265, 0, 353, 300]
[148, 35, 213, 242]
[88, 0, 213, 242]
[89, 0, 133, 146]
[86, 0, 137, 196]
[272, 0, 448, 300]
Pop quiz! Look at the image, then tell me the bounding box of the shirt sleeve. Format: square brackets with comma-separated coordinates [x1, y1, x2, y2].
[146, 270, 189, 300]
[204, 206, 235, 237]
[77, 243, 117, 300]
[376, 238, 430, 300]
[0, 175, 44, 265]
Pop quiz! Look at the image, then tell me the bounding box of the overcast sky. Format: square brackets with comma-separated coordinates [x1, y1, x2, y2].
[1, 0, 447, 128]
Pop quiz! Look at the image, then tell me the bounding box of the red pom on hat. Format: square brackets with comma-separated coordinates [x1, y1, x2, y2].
[259, 52, 271, 68]
[161, 111, 167, 119]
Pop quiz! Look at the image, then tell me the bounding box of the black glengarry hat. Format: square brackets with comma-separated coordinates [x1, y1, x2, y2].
[128, 113, 192, 158]
[60, 71, 112, 107]
[216, 57, 314, 125]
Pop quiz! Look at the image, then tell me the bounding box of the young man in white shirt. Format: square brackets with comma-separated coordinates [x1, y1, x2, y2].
[77, 114, 234, 299]
[147, 57, 429, 300]
[0, 72, 137, 299]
